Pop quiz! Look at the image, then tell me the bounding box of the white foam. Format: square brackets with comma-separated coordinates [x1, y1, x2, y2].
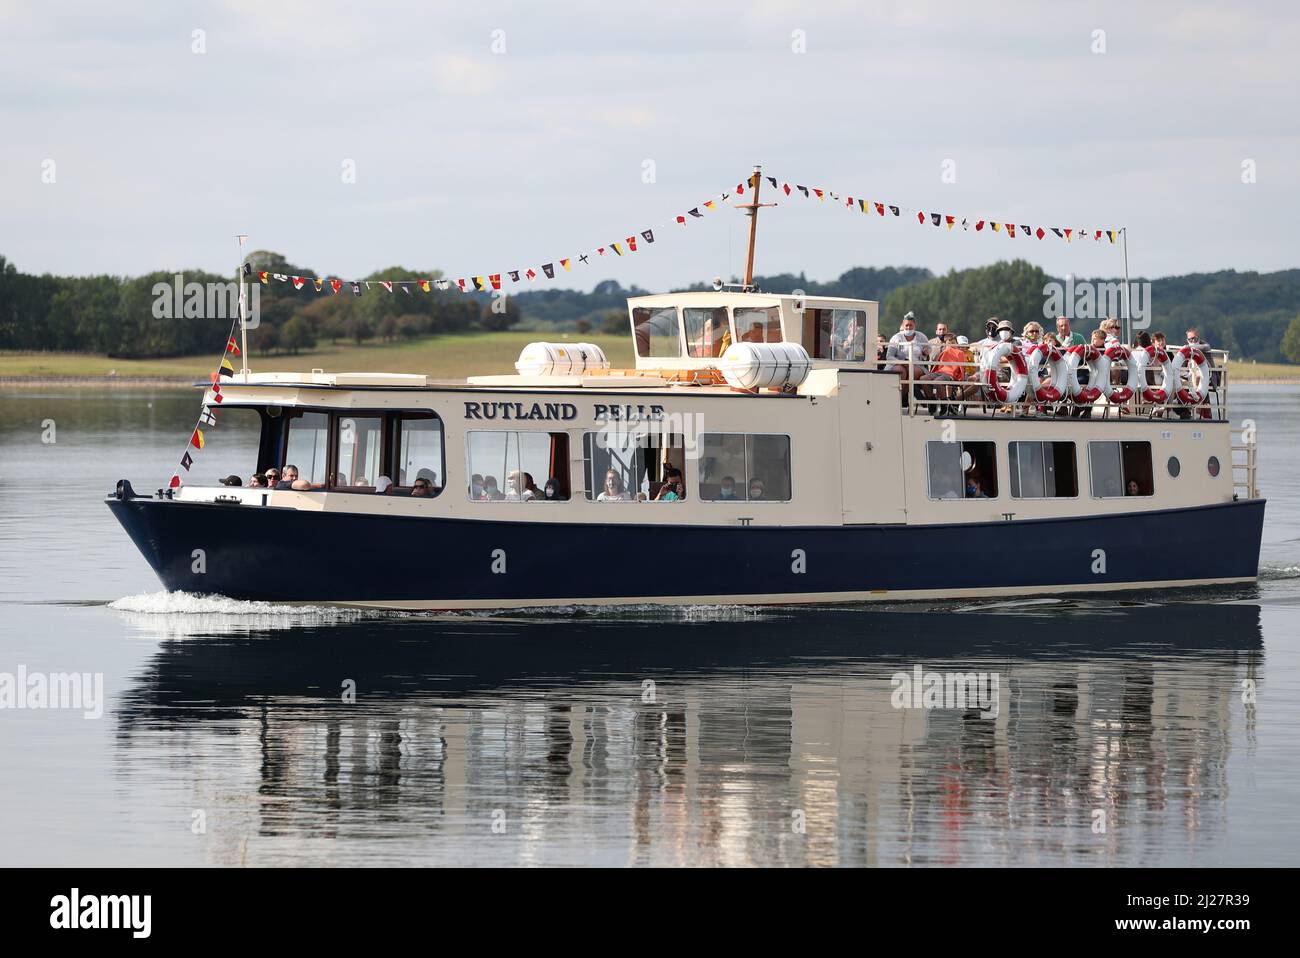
[108, 590, 380, 638]
[1260, 565, 1300, 580]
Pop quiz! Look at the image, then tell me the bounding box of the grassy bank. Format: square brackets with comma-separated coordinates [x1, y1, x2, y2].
[0, 332, 635, 383]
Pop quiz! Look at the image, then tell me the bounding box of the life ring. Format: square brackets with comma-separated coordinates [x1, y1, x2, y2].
[1132, 346, 1177, 404]
[1023, 342, 1069, 403]
[1100, 344, 1134, 403]
[1065, 344, 1104, 404]
[980, 341, 1029, 404]
[1173, 345, 1209, 404]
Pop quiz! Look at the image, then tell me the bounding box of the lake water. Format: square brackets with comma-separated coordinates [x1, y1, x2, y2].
[1, 385, 1299, 866]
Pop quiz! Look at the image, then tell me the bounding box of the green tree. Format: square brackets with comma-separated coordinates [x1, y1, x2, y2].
[281, 316, 316, 354]
[1282, 315, 1300, 364]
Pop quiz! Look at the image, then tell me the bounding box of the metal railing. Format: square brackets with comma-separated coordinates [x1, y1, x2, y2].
[887, 349, 1229, 422]
[1232, 424, 1259, 500]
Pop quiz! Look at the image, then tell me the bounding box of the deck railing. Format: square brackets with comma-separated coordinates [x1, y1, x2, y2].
[1232, 422, 1259, 500]
[890, 349, 1229, 422]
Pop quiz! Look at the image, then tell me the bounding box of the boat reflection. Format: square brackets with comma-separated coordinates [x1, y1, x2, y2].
[113, 600, 1264, 866]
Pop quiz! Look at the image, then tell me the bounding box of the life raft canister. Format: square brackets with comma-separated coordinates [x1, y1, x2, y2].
[1098, 343, 1134, 403]
[980, 340, 1029, 404]
[1131, 345, 1178, 404]
[1065, 344, 1104, 404]
[1173, 345, 1210, 404]
[1023, 342, 1070, 402]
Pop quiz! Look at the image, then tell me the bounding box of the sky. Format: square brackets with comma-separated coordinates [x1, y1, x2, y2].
[3, 0, 1298, 291]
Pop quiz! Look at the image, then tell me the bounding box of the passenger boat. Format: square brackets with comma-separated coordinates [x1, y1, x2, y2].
[107, 180, 1265, 609]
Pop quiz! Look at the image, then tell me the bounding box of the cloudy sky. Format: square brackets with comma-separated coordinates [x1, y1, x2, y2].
[4, 1, 1297, 290]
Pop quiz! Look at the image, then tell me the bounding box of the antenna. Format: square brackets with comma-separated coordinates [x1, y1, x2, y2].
[734, 165, 776, 289]
[236, 234, 250, 378]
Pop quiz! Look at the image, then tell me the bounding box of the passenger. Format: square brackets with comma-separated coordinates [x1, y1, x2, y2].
[1089, 329, 1106, 349]
[654, 468, 685, 501]
[921, 332, 968, 414]
[220, 474, 242, 487]
[1101, 317, 1122, 346]
[411, 478, 433, 497]
[504, 469, 535, 501]
[541, 477, 564, 501]
[1126, 479, 1141, 496]
[481, 476, 505, 500]
[748, 478, 766, 500]
[717, 475, 739, 500]
[875, 334, 888, 367]
[964, 474, 987, 498]
[416, 468, 439, 492]
[263, 468, 280, 487]
[1021, 321, 1043, 345]
[597, 470, 631, 501]
[375, 476, 393, 494]
[248, 473, 267, 488]
[276, 465, 300, 490]
[522, 472, 543, 500]
[883, 312, 930, 399]
[741, 321, 766, 343]
[933, 321, 949, 343]
[1055, 316, 1085, 347]
[470, 473, 485, 499]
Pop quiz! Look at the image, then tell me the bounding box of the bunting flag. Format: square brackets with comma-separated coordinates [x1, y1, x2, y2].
[418, 280, 431, 292]
[641, 229, 654, 244]
[292, 276, 305, 290]
[190, 428, 205, 450]
[542, 264, 555, 279]
[181, 451, 194, 471]
[489, 274, 501, 290]
[258, 271, 269, 284]
[610, 242, 623, 256]
[508, 270, 520, 282]
[380, 281, 393, 292]
[559, 259, 571, 272]
[199, 407, 217, 427]
[218, 356, 235, 378]
[626, 235, 638, 252]
[330, 279, 342, 294]
[225, 337, 240, 356]
[765, 172, 1122, 248]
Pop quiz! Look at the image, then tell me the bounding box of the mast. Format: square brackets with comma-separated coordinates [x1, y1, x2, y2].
[735, 164, 775, 289]
[236, 234, 250, 379]
[1121, 227, 1131, 345]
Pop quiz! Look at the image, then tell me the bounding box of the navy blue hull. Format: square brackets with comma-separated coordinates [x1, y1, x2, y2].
[106, 496, 1265, 606]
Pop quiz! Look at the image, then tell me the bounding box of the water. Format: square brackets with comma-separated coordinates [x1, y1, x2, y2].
[2, 385, 1299, 866]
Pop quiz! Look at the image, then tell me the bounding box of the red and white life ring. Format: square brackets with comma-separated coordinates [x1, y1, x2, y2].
[1100, 344, 1134, 403]
[1023, 342, 1070, 403]
[1173, 345, 1210, 404]
[1132, 346, 1177, 404]
[1065, 344, 1104, 404]
[980, 340, 1029, 404]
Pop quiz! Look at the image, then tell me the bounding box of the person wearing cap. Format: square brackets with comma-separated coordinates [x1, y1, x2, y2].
[374, 476, 393, 494]
[883, 311, 931, 399]
[220, 474, 242, 487]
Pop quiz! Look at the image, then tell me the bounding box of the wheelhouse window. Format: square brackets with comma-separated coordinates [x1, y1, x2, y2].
[583, 427, 685, 502]
[698, 434, 791, 502]
[1009, 441, 1077, 499]
[466, 430, 569, 501]
[633, 306, 682, 359]
[1088, 441, 1153, 498]
[807, 308, 867, 362]
[682, 306, 731, 358]
[334, 415, 383, 489]
[391, 414, 444, 494]
[283, 410, 329, 486]
[926, 440, 997, 500]
[733, 306, 783, 344]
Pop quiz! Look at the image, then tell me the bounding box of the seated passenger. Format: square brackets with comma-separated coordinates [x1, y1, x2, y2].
[375, 476, 393, 494]
[964, 474, 987, 498]
[411, 478, 433, 497]
[248, 473, 267, 488]
[541, 477, 564, 501]
[748, 478, 766, 500]
[717, 476, 739, 500]
[1126, 479, 1140, 496]
[481, 476, 505, 500]
[504, 470, 535, 501]
[263, 468, 280, 486]
[470, 473, 485, 499]
[921, 332, 967, 413]
[221, 474, 242, 487]
[654, 468, 685, 501]
[416, 468, 439, 492]
[522, 472, 543, 500]
[275, 465, 300, 490]
[597, 470, 631, 501]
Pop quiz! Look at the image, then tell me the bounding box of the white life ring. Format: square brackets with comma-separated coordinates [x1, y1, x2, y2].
[1023, 342, 1069, 403]
[980, 340, 1029, 404]
[1065, 344, 1104, 404]
[1132, 346, 1177, 404]
[1173, 345, 1210, 404]
[1100, 343, 1134, 403]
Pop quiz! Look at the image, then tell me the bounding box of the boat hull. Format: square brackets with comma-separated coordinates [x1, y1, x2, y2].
[105, 495, 1266, 609]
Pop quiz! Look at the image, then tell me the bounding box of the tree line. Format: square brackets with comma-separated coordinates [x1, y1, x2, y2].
[2, 251, 1297, 363]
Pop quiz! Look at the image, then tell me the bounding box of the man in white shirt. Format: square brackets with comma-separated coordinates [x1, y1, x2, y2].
[883, 311, 931, 392]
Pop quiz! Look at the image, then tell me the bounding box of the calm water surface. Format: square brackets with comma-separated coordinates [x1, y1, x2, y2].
[1, 385, 1299, 866]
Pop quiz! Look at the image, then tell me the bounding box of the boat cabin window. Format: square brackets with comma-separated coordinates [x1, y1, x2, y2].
[698, 434, 792, 502]
[806, 308, 867, 362]
[926, 440, 998, 500]
[733, 306, 783, 344]
[391, 414, 444, 494]
[682, 307, 731, 358]
[284, 411, 330, 486]
[582, 429, 685, 502]
[466, 430, 569, 501]
[1009, 441, 1078, 499]
[334, 415, 384, 489]
[1088, 441, 1154, 498]
[633, 306, 682, 359]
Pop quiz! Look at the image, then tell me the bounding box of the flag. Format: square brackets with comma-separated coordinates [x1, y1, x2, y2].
[796, 185, 809, 197]
[766, 176, 777, 189]
[1064, 228, 1072, 242]
[525, 268, 537, 281]
[626, 235, 637, 251]
[611, 242, 623, 256]
[351, 281, 361, 296]
[1106, 230, 1117, 243]
[292, 276, 305, 290]
[858, 199, 867, 213]
[380, 281, 393, 293]
[314, 278, 324, 292]
[457, 279, 467, 292]
[190, 428, 205, 450]
[1094, 230, 1102, 241]
[917, 211, 925, 224]
[735, 181, 745, 195]
[272, 273, 287, 282]
[225, 337, 240, 356]
[1051, 228, 1063, 239]
[211, 384, 222, 403]
[168, 474, 181, 489]
[676, 215, 687, 225]
[489, 274, 501, 289]
[258, 271, 269, 284]
[749, 173, 759, 189]
[875, 202, 885, 216]
[888, 205, 899, 216]
[1036, 227, 1046, 240]
[542, 263, 555, 279]
[472, 276, 485, 291]
[597, 247, 606, 256]
[508, 270, 520, 282]
[945, 215, 955, 230]
[976, 220, 985, 231]
[559, 259, 571, 272]
[782, 182, 792, 196]
[180, 452, 194, 471]
[418, 280, 431, 292]
[641, 229, 654, 243]
[992, 222, 1001, 233]
[218, 357, 235, 378]
[931, 213, 942, 227]
[399, 283, 411, 294]
[330, 279, 342, 294]
[241, 263, 251, 277]
[1007, 224, 1017, 238]
[813, 188, 824, 201]
[579, 253, 589, 265]
[199, 407, 217, 427]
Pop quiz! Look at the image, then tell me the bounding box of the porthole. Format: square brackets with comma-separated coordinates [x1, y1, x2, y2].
[1167, 456, 1181, 478]
[1207, 456, 1221, 478]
